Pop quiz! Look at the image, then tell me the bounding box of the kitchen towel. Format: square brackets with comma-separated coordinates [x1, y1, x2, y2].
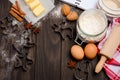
[98, 17, 120, 80]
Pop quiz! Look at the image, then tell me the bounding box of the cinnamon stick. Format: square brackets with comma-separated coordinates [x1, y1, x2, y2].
[13, 2, 26, 15]
[9, 10, 23, 22]
[11, 7, 25, 18]
[12, 4, 18, 11]
[12, 4, 26, 16]
[15, 0, 22, 13]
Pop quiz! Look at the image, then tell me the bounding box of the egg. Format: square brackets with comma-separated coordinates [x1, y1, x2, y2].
[84, 43, 98, 59]
[61, 4, 71, 16]
[71, 45, 84, 60]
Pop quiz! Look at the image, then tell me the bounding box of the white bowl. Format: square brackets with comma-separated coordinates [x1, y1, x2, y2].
[98, 0, 120, 17]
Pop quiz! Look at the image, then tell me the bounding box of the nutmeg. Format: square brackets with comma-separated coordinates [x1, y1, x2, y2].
[61, 4, 71, 16]
[66, 11, 78, 21]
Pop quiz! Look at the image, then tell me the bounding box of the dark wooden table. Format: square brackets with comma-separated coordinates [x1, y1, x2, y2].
[0, 0, 109, 80]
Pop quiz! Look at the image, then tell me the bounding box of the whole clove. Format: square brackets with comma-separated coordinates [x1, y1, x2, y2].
[67, 60, 77, 69]
[25, 22, 32, 29]
[32, 28, 40, 33]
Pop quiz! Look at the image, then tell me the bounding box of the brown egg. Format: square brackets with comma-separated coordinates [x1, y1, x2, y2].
[66, 11, 78, 21]
[71, 45, 84, 60]
[61, 4, 71, 16]
[84, 43, 98, 59]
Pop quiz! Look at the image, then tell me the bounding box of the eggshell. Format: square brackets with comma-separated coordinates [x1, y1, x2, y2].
[84, 43, 98, 59]
[71, 45, 84, 60]
[66, 11, 78, 21]
[61, 4, 71, 16]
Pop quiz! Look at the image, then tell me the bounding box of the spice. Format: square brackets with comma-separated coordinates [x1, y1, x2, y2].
[9, 1, 26, 22]
[25, 22, 32, 29]
[15, 0, 25, 15]
[11, 7, 24, 18]
[32, 28, 40, 33]
[67, 60, 76, 69]
[9, 10, 23, 22]
[12, 4, 25, 15]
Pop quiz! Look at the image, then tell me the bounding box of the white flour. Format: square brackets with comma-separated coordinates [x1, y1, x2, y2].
[51, 4, 62, 18]
[79, 10, 106, 35]
[51, 0, 54, 3]
[104, 0, 120, 10]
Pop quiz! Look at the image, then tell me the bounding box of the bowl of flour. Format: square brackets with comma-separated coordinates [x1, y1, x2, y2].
[98, 0, 120, 17]
[75, 9, 108, 44]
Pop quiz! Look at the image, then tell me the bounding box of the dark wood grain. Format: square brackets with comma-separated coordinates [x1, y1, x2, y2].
[87, 56, 109, 80]
[11, 33, 36, 80]
[0, 0, 109, 80]
[35, 14, 61, 80]
[0, 0, 11, 21]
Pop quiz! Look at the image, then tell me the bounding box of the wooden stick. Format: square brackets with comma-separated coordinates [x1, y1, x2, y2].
[13, 1, 26, 15]
[95, 26, 120, 73]
[15, 0, 22, 13]
[9, 10, 23, 22]
[12, 4, 18, 11]
[12, 4, 26, 16]
[11, 7, 25, 18]
[95, 55, 107, 73]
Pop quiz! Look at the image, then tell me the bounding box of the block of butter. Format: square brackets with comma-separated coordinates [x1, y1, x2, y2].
[24, 0, 45, 16]
[33, 5, 45, 16]
[9, 0, 55, 24]
[24, 0, 34, 5]
[27, 0, 41, 10]
[24, 0, 29, 2]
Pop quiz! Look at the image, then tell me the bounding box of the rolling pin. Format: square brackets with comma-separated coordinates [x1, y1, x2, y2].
[95, 25, 120, 73]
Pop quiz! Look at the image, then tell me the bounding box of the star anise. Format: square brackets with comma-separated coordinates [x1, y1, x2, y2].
[67, 60, 76, 69]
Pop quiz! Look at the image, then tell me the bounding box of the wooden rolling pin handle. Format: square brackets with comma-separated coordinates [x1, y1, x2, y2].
[95, 55, 107, 73]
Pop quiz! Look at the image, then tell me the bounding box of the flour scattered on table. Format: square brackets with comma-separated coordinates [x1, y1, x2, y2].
[51, 0, 54, 4]
[51, 4, 62, 18]
[35, 21, 42, 28]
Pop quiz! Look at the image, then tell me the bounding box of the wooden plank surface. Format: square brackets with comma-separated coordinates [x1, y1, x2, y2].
[0, 0, 11, 21]
[0, 0, 109, 80]
[35, 14, 61, 80]
[11, 33, 36, 80]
